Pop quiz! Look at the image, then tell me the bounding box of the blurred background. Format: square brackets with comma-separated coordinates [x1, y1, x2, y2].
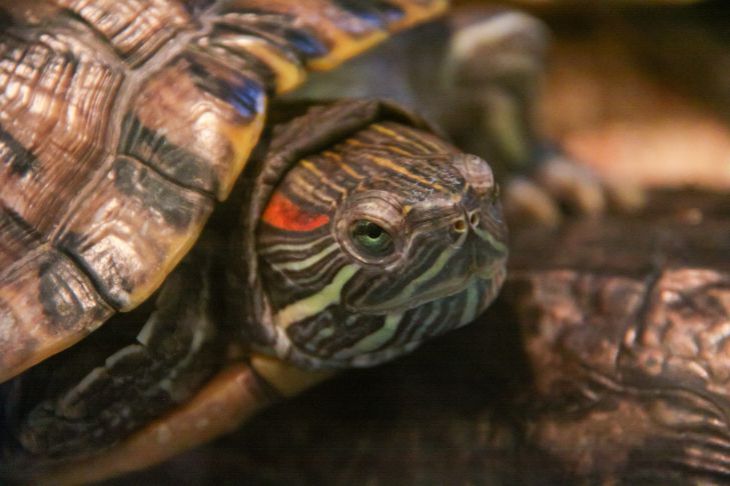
[509, 0, 730, 190]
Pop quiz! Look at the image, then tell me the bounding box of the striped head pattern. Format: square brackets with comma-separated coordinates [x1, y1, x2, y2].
[256, 120, 508, 368]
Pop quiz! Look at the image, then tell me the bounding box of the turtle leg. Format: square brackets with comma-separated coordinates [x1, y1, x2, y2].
[1, 245, 223, 479]
[2, 236, 333, 484]
[39, 357, 332, 485]
[437, 9, 644, 225]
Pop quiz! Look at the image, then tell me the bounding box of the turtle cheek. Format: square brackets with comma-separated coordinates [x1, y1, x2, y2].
[317, 271, 508, 367]
[284, 311, 389, 365]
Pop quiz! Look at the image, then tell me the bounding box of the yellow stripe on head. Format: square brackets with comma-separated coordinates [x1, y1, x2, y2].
[274, 264, 358, 329]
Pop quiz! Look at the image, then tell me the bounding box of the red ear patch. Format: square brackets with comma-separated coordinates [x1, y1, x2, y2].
[262, 191, 330, 232]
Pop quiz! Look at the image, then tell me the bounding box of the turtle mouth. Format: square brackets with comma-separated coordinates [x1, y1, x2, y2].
[353, 260, 503, 315]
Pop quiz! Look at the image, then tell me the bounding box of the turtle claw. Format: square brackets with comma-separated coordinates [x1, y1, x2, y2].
[536, 155, 606, 217]
[505, 153, 646, 227]
[603, 175, 646, 214]
[504, 176, 562, 227]
[435, 8, 647, 227]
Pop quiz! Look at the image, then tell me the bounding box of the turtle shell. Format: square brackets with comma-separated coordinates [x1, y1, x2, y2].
[0, 0, 448, 382]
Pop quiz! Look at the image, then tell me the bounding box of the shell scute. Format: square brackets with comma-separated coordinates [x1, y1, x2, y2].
[0, 126, 38, 177]
[0, 249, 113, 383]
[57, 156, 214, 310]
[125, 52, 266, 200]
[53, 0, 194, 65]
[0, 33, 122, 236]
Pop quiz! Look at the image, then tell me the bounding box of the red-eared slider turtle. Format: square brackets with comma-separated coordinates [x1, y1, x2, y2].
[0, 0, 512, 482]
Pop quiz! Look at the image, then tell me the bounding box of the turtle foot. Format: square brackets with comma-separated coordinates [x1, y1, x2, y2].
[504, 152, 646, 227]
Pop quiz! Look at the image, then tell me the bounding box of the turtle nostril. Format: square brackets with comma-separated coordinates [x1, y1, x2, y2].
[469, 212, 479, 227]
[453, 219, 467, 233]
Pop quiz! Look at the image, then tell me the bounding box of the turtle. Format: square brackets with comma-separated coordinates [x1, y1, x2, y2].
[0, 0, 515, 483]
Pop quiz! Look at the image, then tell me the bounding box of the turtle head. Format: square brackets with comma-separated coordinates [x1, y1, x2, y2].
[332, 153, 507, 317]
[252, 104, 507, 369]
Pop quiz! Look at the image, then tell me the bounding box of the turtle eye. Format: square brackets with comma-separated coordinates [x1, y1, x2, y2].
[351, 220, 393, 256]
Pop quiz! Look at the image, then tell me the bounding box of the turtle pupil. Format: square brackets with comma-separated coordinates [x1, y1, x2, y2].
[351, 220, 393, 256]
[367, 225, 382, 239]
